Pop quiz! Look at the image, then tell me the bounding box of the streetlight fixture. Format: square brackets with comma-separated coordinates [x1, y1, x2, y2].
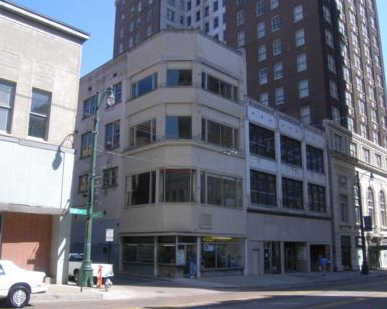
[355, 171, 373, 275]
[78, 87, 115, 288]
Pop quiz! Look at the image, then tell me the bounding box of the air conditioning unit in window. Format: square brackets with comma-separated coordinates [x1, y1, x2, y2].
[200, 214, 212, 229]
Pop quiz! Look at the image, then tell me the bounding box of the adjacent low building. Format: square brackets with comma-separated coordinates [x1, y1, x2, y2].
[245, 100, 332, 274]
[0, 0, 88, 283]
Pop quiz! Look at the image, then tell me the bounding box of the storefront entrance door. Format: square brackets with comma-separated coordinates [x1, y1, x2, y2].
[369, 247, 380, 270]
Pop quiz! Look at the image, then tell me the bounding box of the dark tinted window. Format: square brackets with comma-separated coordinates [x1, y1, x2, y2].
[167, 70, 192, 86]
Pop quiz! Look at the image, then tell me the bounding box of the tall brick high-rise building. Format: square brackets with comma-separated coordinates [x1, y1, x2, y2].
[113, 0, 226, 57]
[226, 0, 386, 145]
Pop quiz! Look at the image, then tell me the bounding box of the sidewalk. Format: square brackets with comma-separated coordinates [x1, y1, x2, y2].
[31, 270, 387, 303]
[173, 270, 387, 290]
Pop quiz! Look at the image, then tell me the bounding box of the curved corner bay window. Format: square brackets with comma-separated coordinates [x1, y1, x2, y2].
[281, 135, 302, 167]
[308, 183, 326, 212]
[167, 69, 192, 86]
[282, 177, 303, 209]
[201, 238, 244, 270]
[201, 172, 243, 208]
[131, 73, 158, 99]
[201, 72, 238, 102]
[28, 89, 51, 139]
[160, 169, 196, 203]
[130, 118, 156, 147]
[202, 118, 239, 149]
[166, 116, 192, 139]
[126, 171, 156, 206]
[250, 170, 277, 207]
[249, 123, 275, 159]
[0, 80, 15, 132]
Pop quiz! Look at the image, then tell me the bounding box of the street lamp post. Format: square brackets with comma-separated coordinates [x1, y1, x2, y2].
[355, 171, 370, 275]
[78, 87, 115, 288]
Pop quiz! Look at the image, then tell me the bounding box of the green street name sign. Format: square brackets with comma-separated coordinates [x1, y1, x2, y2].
[69, 208, 88, 215]
[91, 211, 104, 218]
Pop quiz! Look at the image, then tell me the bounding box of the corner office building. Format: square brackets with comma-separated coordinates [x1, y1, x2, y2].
[0, 1, 88, 283]
[72, 30, 247, 277]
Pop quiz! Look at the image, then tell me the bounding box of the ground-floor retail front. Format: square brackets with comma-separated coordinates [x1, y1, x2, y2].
[247, 211, 333, 275]
[120, 235, 245, 278]
[248, 241, 331, 274]
[338, 234, 387, 271]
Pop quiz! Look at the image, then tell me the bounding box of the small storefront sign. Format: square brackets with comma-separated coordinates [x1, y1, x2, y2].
[177, 249, 186, 265]
[106, 229, 114, 242]
[203, 243, 214, 252]
[297, 246, 307, 260]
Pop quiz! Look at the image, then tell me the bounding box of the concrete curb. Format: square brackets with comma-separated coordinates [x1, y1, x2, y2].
[31, 272, 387, 303]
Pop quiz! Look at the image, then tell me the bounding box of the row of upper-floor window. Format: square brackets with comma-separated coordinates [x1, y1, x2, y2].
[249, 123, 325, 173]
[78, 165, 327, 214]
[335, 28, 382, 72]
[120, 0, 226, 17]
[250, 169, 327, 212]
[258, 78, 309, 105]
[0, 79, 51, 140]
[237, 20, 306, 48]
[187, 0, 226, 12]
[83, 70, 238, 117]
[332, 133, 387, 170]
[338, 186, 387, 228]
[257, 55, 308, 86]
[237, 2, 303, 27]
[79, 168, 243, 209]
[80, 116, 240, 159]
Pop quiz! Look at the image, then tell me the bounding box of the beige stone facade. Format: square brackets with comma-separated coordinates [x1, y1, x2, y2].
[73, 30, 247, 277]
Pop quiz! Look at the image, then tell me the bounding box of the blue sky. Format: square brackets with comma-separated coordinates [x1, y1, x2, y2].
[10, 0, 387, 78]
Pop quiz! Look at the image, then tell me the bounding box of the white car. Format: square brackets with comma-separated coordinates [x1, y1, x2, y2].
[68, 253, 114, 284]
[0, 260, 48, 308]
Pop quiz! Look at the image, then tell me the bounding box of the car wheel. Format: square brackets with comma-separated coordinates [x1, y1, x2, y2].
[74, 270, 79, 283]
[7, 285, 30, 308]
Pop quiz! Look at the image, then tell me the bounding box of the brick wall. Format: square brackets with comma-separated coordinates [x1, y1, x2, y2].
[1, 212, 52, 274]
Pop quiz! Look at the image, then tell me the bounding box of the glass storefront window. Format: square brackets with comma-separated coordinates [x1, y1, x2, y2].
[201, 238, 244, 269]
[158, 236, 176, 264]
[121, 237, 154, 263]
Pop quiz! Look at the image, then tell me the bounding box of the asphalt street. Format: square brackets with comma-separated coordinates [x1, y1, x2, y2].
[5, 276, 387, 309]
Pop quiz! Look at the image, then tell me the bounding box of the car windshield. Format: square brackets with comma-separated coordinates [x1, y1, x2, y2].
[69, 254, 84, 262]
[2, 261, 23, 274]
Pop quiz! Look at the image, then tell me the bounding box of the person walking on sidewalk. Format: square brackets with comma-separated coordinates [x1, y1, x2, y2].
[318, 255, 329, 274]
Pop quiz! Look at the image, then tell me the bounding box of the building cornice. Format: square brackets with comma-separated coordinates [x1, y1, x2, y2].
[0, 0, 89, 42]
